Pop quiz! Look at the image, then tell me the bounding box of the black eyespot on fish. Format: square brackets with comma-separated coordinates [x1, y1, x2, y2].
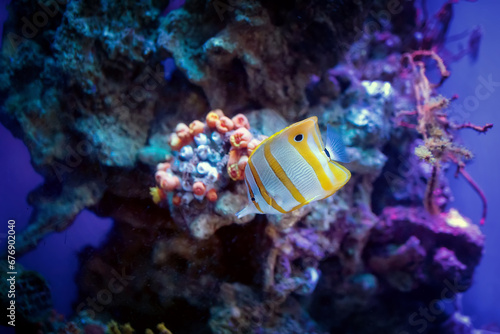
[251, 197, 256, 202]
[294, 134, 303, 142]
[324, 148, 331, 159]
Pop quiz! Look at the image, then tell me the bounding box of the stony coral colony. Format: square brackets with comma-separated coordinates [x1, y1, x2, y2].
[150, 110, 266, 207]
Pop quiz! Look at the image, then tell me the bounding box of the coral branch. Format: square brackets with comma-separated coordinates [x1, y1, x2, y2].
[398, 121, 417, 129]
[425, 165, 440, 215]
[452, 122, 493, 133]
[409, 50, 451, 87]
[400, 49, 490, 223]
[450, 155, 488, 225]
[459, 168, 487, 225]
[396, 110, 418, 117]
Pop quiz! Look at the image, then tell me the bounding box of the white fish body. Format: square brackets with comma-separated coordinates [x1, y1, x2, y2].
[237, 116, 351, 218]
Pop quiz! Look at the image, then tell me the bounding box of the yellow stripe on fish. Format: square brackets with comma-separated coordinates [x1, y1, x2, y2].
[236, 116, 351, 218]
[264, 143, 305, 205]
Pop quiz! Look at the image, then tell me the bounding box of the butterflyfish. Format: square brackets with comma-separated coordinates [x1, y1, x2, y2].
[236, 116, 351, 218]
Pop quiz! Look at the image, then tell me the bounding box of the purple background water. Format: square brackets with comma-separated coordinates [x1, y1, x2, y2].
[0, 0, 498, 329]
[426, 0, 500, 326]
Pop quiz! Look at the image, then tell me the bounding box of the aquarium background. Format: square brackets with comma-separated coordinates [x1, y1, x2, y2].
[0, 0, 499, 333]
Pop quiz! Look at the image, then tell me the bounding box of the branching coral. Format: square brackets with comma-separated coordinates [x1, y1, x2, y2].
[397, 50, 492, 223]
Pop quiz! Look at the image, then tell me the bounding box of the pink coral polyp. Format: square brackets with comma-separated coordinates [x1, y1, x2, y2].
[232, 114, 250, 129]
[230, 127, 252, 148]
[216, 116, 234, 133]
[160, 175, 180, 191]
[175, 123, 192, 143]
[169, 133, 183, 151]
[189, 120, 205, 136]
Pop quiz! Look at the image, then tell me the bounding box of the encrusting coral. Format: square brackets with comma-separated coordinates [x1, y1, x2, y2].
[149, 109, 268, 238]
[150, 109, 265, 204]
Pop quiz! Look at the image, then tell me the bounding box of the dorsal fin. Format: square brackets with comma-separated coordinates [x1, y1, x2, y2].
[324, 125, 349, 163]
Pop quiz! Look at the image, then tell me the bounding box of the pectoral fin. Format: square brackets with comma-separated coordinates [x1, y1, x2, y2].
[236, 205, 258, 218]
[325, 125, 349, 163]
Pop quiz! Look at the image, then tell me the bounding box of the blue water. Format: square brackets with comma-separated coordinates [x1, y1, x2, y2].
[0, 123, 115, 317]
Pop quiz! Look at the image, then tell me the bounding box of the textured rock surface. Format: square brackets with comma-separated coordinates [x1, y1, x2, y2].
[158, 0, 370, 115]
[1, 0, 372, 255]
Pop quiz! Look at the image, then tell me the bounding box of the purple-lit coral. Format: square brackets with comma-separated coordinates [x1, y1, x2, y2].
[396, 50, 492, 223]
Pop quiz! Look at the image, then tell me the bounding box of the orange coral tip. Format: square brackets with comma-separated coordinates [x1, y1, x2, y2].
[157, 162, 171, 172]
[232, 113, 250, 129]
[189, 120, 205, 136]
[175, 122, 192, 143]
[247, 138, 261, 155]
[175, 122, 189, 133]
[160, 175, 180, 192]
[169, 133, 183, 150]
[213, 109, 225, 117]
[193, 181, 206, 196]
[216, 116, 234, 133]
[228, 149, 241, 165]
[230, 127, 252, 148]
[238, 155, 248, 171]
[206, 111, 220, 128]
[155, 170, 168, 184]
[207, 188, 218, 202]
[159, 178, 170, 191]
[228, 163, 241, 181]
[172, 194, 182, 206]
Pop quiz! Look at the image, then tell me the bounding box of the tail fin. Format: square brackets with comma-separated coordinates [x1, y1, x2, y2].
[325, 125, 349, 163]
[236, 205, 258, 219]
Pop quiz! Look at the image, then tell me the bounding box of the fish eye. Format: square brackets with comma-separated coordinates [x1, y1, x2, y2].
[251, 197, 256, 202]
[324, 148, 331, 159]
[294, 134, 303, 142]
